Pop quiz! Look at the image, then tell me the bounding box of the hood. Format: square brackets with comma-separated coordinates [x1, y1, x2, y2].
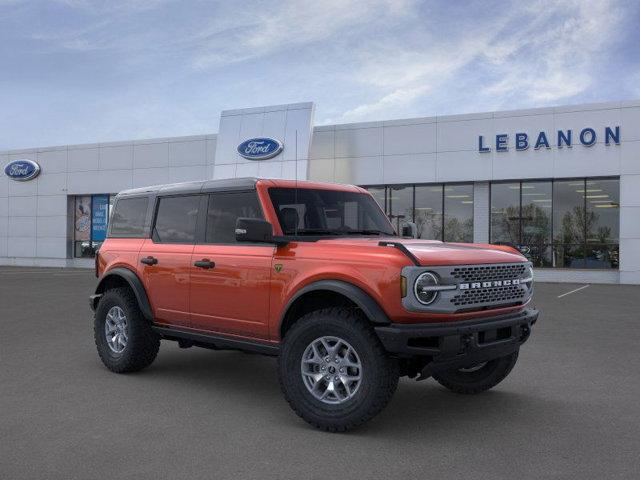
[397, 239, 526, 266]
[315, 237, 526, 266]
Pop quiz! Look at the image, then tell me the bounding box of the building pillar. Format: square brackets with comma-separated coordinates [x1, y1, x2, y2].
[619, 174, 640, 284]
[473, 181, 489, 243]
[212, 102, 315, 181]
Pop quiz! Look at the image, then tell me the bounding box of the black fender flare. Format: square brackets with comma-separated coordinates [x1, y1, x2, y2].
[92, 267, 154, 321]
[281, 280, 391, 331]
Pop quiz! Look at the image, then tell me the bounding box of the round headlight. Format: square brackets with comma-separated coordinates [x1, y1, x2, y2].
[414, 272, 439, 305]
[524, 265, 534, 289]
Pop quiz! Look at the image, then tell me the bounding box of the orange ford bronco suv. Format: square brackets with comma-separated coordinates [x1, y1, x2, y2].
[91, 178, 538, 431]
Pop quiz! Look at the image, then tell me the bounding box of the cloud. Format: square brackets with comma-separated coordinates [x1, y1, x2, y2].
[191, 0, 414, 69]
[334, 0, 626, 122]
[0, 0, 635, 149]
[482, 0, 622, 104]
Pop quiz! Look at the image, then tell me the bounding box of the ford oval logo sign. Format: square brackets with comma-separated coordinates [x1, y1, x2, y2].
[4, 159, 41, 181]
[237, 137, 283, 160]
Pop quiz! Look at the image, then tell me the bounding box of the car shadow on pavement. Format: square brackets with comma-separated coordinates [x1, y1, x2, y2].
[131, 345, 563, 437]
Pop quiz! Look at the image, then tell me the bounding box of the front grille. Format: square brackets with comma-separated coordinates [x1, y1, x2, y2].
[451, 264, 527, 283]
[401, 261, 533, 314]
[451, 285, 525, 307]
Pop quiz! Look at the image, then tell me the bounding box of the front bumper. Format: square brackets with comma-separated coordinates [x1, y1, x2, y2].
[375, 308, 538, 373]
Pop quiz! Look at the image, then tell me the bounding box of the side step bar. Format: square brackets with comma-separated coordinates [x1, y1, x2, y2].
[152, 326, 280, 356]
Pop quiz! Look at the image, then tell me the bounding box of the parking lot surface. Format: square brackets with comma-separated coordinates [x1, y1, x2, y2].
[1, 267, 639, 479]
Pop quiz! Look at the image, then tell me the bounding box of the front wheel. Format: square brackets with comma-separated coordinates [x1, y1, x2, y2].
[432, 350, 519, 394]
[94, 287, 160, 373]
[278, 308, 399, 432]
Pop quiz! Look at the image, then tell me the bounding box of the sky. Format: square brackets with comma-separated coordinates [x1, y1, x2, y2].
[1, 0, 639, 150]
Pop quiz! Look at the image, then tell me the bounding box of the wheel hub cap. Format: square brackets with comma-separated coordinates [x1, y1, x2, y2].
[300, 336, 362, 405]
[105, 306, 128, 353]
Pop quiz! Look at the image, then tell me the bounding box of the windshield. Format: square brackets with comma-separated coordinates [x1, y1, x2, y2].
[268, 188, 396, 237]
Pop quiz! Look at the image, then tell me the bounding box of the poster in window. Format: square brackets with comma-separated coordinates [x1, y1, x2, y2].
[91, 195, 109, 242]
[75, 196, 91, 241]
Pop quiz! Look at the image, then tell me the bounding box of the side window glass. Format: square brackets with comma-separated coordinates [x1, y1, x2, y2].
[109, 197, 149, 237]
[153, 195, 200, 243]
[206, 192, 263, 243]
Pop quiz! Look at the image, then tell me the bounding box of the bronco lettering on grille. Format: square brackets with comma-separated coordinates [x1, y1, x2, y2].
[459, 278, 521, 290]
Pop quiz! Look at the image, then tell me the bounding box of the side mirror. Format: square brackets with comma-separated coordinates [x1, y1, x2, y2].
[235, 218, 274, 243]
[401, 221, 417, 238]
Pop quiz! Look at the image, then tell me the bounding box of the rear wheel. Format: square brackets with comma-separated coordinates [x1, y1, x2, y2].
[94, 287, 160, 373]
[278, 307, 399, 432]
[432, 350, 519, 394]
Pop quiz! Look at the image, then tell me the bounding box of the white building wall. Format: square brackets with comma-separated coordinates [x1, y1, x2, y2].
[0, 134, 216, 267]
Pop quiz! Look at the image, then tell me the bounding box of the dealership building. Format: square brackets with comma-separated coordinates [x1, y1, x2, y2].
[1, 100, 639, 284]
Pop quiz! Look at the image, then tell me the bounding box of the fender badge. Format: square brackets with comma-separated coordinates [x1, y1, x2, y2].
[274, 264, 283, 273]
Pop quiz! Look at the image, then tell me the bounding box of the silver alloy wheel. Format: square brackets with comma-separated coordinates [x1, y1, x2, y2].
[105, 306, 128, 354]
[458, 362, 488, 373]
[300, 336, 362, 405]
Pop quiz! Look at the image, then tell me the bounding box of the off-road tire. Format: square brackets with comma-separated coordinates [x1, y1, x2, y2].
[94, 287, 160, 373]
[433, 350, 519, 394]
[278, 307, 399, 432]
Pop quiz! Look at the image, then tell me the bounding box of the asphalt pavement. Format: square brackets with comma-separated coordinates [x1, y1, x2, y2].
[1, 267, 639, 479]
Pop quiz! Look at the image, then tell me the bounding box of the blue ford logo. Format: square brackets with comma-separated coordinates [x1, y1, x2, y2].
[4, 159, 41, 181]
[237, 137, 283, 160]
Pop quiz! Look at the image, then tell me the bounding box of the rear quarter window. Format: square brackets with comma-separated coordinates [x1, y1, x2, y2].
[109, 197, 149, 237]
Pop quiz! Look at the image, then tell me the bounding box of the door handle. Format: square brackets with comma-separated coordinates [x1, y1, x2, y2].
[194, 259, 215, 269]
[140, 256, 158, 266]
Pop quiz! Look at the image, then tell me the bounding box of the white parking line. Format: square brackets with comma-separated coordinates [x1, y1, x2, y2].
[557, 284, 590, 298]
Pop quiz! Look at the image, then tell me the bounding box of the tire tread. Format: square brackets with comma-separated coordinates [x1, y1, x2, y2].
[278, 307, 398, 432]
[94, 287, 160, 373]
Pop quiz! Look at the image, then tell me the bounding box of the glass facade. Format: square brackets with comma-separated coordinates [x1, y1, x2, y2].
[364, 184, 474, 242]
[73, 194, 115, 258]
[490, 178, 619, 269]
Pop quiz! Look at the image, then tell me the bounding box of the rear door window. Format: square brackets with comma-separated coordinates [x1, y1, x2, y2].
[109, 197, 149, 237]
[205, 192, 263, 244]
[153, 195, 201, 244]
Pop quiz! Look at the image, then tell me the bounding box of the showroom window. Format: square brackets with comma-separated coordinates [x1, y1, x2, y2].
[490, 178, 619, 269]
[364, 183, 474, 242]
[443, 184, 474, 242]
[73, 194, 115, 258]
[388, 185, 413, 233]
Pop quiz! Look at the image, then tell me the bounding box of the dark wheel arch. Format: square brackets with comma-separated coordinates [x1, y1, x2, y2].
[280, 280, 390, 339]
[93, 267, 153, 321]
